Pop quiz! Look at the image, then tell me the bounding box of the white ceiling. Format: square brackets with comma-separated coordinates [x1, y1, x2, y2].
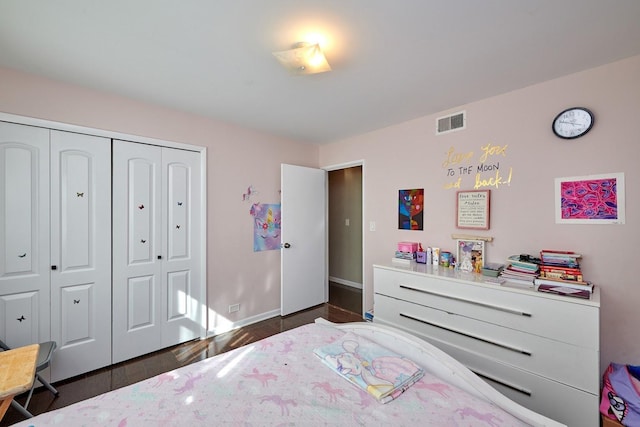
[2, 1, 640, 144]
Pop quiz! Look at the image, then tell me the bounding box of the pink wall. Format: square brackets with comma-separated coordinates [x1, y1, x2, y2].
[0, 66, 319, 333]
[2, 54, 638, 374]
[320, 55, 640, 374]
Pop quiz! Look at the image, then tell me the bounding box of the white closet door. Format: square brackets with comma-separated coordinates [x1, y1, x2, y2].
[113, 140, 203, 362]
[0, 122, 50, 347]
[161, 148, 202, 347]
[49, 130, 111, 381]
[112, 140, 163, 363]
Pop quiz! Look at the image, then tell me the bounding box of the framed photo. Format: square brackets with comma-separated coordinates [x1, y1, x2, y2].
[456, 239, 485, 273]
[456, 190, 490, 230]
[555, 173, 625, 224]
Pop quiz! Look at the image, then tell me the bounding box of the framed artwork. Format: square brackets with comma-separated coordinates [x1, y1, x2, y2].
[456, 239, 485, 273]
[399, 188, 424, 230]
[555, 173, 625, 224]
[456, 190, 490, 230]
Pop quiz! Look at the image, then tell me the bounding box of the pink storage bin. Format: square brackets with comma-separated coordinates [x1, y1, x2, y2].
[397, 242, 419, 253]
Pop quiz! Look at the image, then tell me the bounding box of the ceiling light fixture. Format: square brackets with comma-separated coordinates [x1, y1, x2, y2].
[272, 42, 331, 76]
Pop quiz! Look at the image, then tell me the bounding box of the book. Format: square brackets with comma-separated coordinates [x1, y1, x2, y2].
[536, 283, 591, 299]
[539, 265, 583, 275]
[540, 250, 582, 259]
[534, 277, 593, 292]
[506, 255, 540, 271]
[540, 250, 581, 268]
[502, 267, 538, 279]
[506, 263, 539, 274]
[539, 266, 584, 282]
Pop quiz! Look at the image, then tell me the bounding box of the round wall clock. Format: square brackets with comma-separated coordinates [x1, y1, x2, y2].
[552, 107, 594, 139]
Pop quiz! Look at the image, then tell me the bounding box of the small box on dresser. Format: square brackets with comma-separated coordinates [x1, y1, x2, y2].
[373, 263, 600, 427]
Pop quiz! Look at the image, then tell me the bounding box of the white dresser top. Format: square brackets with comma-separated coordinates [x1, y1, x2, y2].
[374, 263, 601, 308]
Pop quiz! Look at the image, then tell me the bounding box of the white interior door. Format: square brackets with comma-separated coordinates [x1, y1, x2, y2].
[0, 122, 50, 347]
[161, 148, 202, 347]
[49, 130, 111, 381]
[280, 164, 327, 316]
[112, 140, 163, 363]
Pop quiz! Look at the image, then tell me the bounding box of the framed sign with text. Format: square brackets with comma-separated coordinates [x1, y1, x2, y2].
[456, 190, 490, 230]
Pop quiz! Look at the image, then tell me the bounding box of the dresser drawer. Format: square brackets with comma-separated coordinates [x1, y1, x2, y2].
[376, 314, 599, 427]
[374, 267, 599, 350]
[374, 294, 599, 394]
[435, 337, 598, 427]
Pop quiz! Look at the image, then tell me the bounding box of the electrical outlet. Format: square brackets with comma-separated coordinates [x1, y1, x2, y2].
[228, 303, 240, 313]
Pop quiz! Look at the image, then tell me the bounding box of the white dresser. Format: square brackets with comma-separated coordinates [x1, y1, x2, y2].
[373, 263, 600, 427]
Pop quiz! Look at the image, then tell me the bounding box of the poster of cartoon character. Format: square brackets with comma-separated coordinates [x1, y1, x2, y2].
[251, 203, 281, 251]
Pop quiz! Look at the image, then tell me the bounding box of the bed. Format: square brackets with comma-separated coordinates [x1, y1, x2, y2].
[11, 319, 564, 426]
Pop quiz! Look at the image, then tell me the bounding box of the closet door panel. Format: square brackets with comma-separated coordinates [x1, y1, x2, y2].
[129, 158, 158, 264]
[161, 148, 202, 346]
[50, 130, 111, 381]
[112, 140, 163, 363]
[127, 275, 155, 329]
[167, 162, 190, 259]
[59, 284, 92, 343]
[0, 292, 40, 346]
[0, 122, 50, 347]
[167, 270, 189, 320]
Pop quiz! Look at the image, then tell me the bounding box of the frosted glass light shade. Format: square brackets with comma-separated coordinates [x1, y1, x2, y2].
[272, 42, 331, 75]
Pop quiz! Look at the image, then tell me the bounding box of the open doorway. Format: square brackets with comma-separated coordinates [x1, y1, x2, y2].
[327, 165, 363, 315]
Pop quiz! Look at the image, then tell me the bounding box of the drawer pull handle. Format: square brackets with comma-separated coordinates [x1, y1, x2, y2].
[399, 312, 532, 356]
[399, 284, 532, 317]
[469, 368, 532, 397]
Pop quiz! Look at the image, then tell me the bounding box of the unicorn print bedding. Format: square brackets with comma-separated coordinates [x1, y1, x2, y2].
[11, 320, 563, 426]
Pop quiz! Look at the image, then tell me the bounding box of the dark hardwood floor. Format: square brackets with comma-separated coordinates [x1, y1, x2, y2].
[1, 303, 362, 426]
[329, 281, 362, 314]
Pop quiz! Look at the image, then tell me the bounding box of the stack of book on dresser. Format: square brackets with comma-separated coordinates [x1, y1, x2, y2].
[534, 250, 593, 299]
[499, 255, 540, 287]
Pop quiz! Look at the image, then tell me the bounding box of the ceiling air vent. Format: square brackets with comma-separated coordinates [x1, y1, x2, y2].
[436, 111, 466, 135]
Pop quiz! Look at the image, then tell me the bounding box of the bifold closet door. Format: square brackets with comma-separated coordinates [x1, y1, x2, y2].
[0, 122, 50, 348]
[49, 130, 112, 381]
[0, 123, 111, 382]
[112, 140, 202, 363]
[160, 147, 202, 348]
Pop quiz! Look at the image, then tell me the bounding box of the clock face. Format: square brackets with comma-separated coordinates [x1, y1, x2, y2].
[552, 107, 594, 139]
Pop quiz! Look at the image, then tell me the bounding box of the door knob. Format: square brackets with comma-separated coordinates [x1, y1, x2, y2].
[283, 243, 291, 249]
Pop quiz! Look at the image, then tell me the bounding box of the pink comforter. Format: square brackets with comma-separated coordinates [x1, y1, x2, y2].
[12, 323, 528, 426]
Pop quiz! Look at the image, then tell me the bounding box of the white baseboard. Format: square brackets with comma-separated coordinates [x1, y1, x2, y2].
[206, 308, 281, 337]
[329, 276, 362, 290]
